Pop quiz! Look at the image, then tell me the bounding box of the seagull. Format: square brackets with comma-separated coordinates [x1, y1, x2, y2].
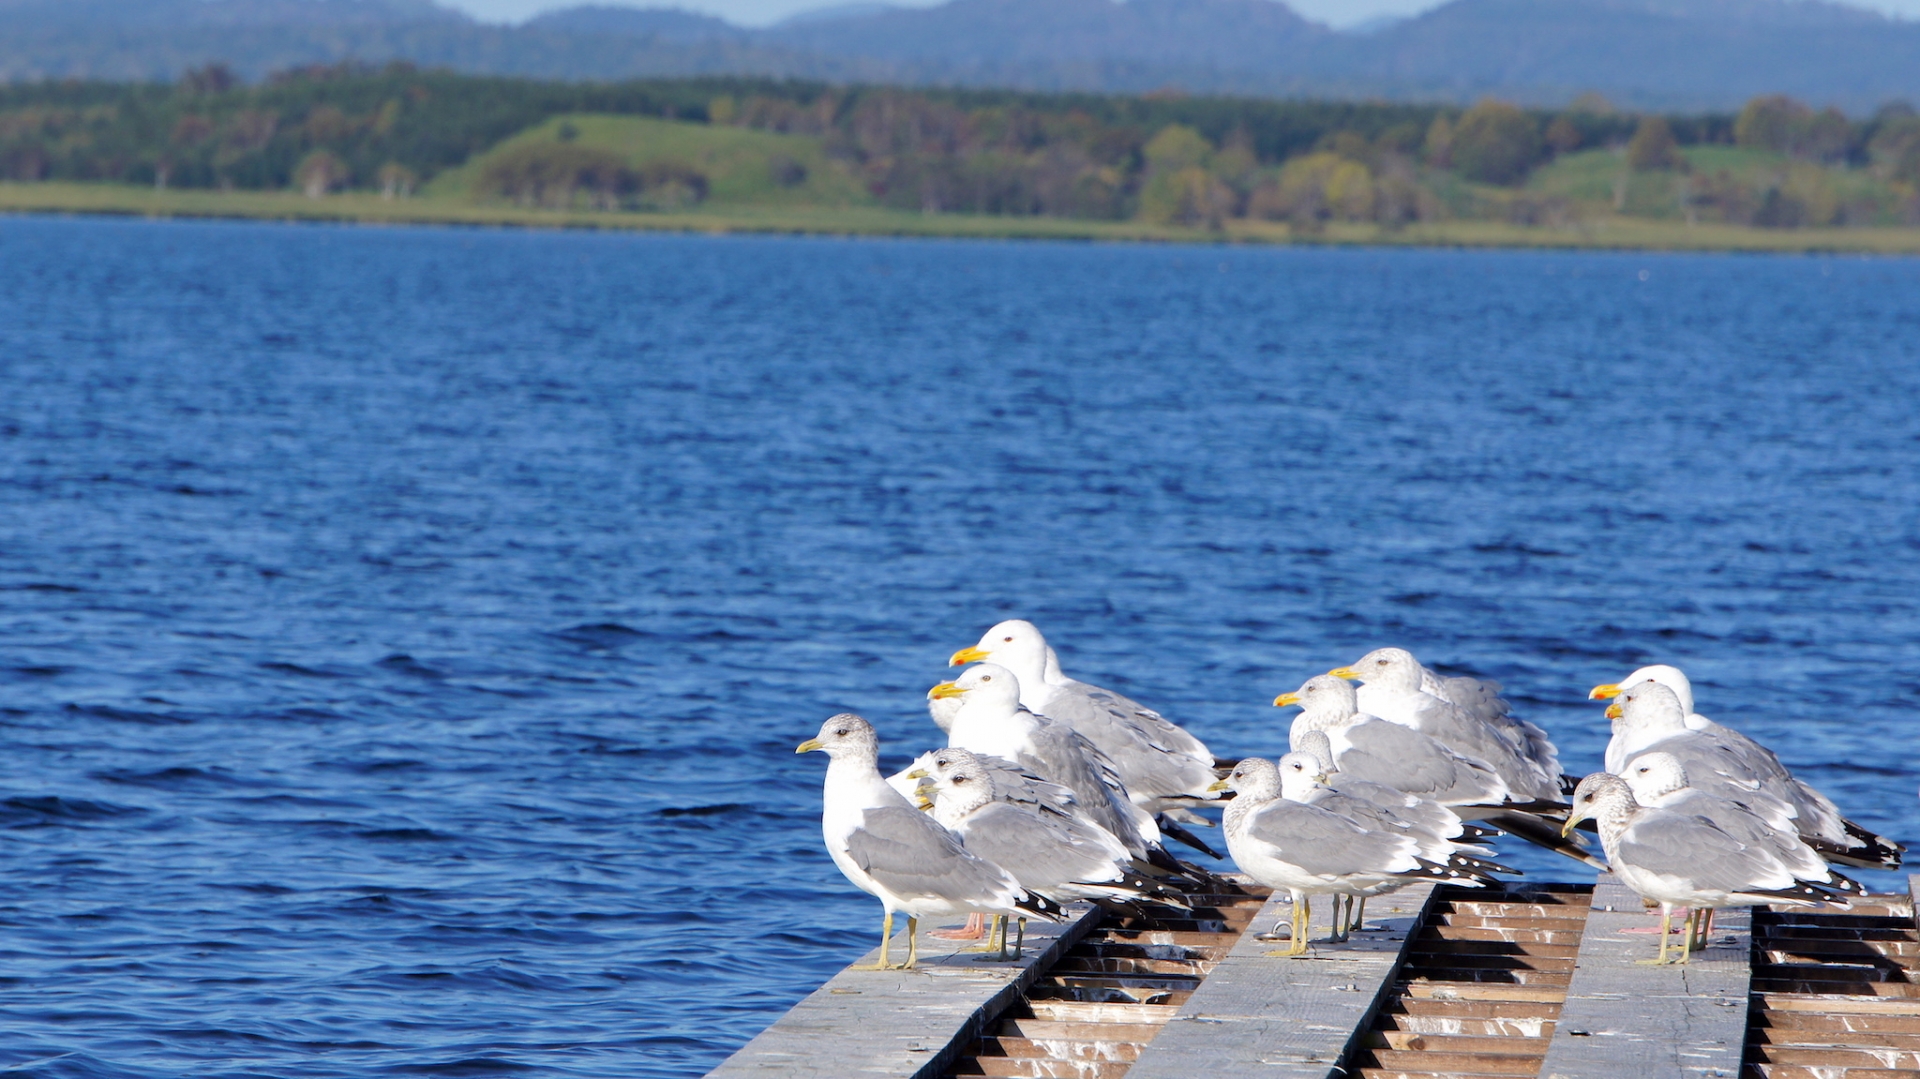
[1328, 648, 1564, 800]
[1277, 675, 1605, 869]
[930, 662, 1174, 870]
[1621, 749, 1866, 941]
[901, 744, 1168, 946]
[1561, 772, 1846, 965]
[920, 750, 1187, 939]
[948, 620, 1220, 816]
[1290, 729, 1491, 847]
[797, 713, 1061, 969]
[1213, 757, 1493, 956]
[1275, 751, 1515, 936]
[1598, 678, 1903, 870]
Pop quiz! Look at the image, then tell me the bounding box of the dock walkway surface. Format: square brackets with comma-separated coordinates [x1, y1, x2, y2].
[703, 876, 1920, 1079]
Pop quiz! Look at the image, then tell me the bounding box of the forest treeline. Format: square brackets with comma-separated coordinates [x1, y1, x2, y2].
[2, 64, 1918, 227]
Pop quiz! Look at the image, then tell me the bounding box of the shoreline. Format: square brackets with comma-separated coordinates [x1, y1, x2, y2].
[6, 182, 1920, 255]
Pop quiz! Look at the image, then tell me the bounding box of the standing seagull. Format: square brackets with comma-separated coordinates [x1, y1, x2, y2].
[948, 620, 1220, 815]
[1214, 758, 1492, 956]
[1278, 674, 1605, 869]
[930, 663, 1170, 868]
[1327, 648, 1563, 800]
[1274, 751, 1515, 936]
[1597, 678, 1903, 870]
[797, 713, 1061, 969]
[920, 752, 1186, 935]
[1561, 773, 1845, 965]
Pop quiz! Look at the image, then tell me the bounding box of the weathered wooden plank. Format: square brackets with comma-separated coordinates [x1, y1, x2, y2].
[1123, 883, 1441, 1079]
[1537, 873, 1751, 1079]
[704, 905, 1103, 1079]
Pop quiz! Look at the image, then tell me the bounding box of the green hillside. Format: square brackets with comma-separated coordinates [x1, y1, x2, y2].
[1527, 145, 1912, 227]
[427, 114, 873, 209]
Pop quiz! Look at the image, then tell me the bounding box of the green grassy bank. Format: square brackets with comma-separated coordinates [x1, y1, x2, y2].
[9, 180, 1920, 254]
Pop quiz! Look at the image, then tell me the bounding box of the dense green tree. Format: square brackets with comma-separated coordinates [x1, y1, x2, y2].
[1450, 100, 1541, 186]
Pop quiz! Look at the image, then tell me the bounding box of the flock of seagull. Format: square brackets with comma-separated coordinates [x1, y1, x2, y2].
[795, 620, 1905, 970]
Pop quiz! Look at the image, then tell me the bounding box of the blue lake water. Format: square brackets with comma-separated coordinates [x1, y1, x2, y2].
[0, 216, 1916, 1078]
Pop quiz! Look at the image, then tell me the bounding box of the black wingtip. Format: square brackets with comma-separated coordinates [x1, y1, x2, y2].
[1018, 891, 1067, 921]
[1156, 813, 1225, 860]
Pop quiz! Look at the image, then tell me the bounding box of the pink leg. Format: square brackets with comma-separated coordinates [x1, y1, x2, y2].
[931, 912, 987, 940]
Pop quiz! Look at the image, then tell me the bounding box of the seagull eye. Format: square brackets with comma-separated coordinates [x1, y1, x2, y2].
[834, 728, 848, 737]
[1002, 636, 1013, 642]
[952, 776, 968, 784]
[1375, 659, 1388, 666]
[981, 675, 992, 682]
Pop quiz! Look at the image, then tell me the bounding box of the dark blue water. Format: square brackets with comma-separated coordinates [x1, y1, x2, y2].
[0, 217, 1916, 1078]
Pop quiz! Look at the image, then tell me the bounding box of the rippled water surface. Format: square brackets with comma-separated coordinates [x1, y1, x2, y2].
[1, 217, 1917, 1078]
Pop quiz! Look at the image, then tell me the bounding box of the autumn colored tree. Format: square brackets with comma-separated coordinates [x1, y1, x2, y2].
[1627, 116, 1683, 171]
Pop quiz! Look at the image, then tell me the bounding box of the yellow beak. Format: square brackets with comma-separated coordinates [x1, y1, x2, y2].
[1589, 683, 1623, 700]
[1604, 702, 1623, 720]
[795, 738, 824, 754]
[905, 768, 929, 779]
[927, 681, 968, 700]
[1315, 773, 1332, 784]
[1559, 813, 1582, 838]
[949, 646, 992, 666]
[1327, 666, 1359, 680]
[1272, 691, 1302, 707]
[914, 796, 934, 811]
[1207, 778, 1230, 792]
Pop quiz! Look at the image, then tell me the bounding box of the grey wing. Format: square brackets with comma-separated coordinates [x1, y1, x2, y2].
[1401, 694, 1558, 800]
[1021, 722, 1150, 855]
[1616, 812, 1794, 895]
[975, 753, 1081, 814]
[1701, 722, 1849, 843]
[1305, 789, 1403, 834]
[1243, 800, 1421, 878]
[1041, 683, 1216, 804]
[1669, 791, 1830, 880]
[961, 803, 1125, 891]
[846, 806, 1023, 905]
[1338, 720, 1509, 805]
[1641, 733, 1803, 825]
[1432, 674, 1565, 785]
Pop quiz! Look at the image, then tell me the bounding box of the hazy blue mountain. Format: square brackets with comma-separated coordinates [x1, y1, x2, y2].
[1326, 0, 1920, 110]
[521, 3, 745, 39]
[775, 2, 905, 27]
[0, 0, 1915, 111]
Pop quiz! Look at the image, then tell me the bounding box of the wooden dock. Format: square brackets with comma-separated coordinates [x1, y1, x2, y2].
[705, 876, 1920, 1079]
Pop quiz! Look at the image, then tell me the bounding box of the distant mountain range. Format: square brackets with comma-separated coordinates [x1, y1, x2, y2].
[2, 0, 1917, 112]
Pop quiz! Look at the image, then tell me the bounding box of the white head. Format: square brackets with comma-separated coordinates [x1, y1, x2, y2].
[1274, 673, 1361, 724]
[949, 620, 1051, 684]
[925, 755, 996, 823]
[928, 662, 1023, 715]
[1605, 679, 1688, 735]
[1590, 664, 1694, 716]
[796, 713, 881, 767]
[1329, 647, 1425, 693]
[1622, 751, 1689, 802]
[1290, 727, 1337, 772]
[1217, 756, 1282, 802]
[1275, 751, 1332, 802]
[1563, 772, 1638, 835]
